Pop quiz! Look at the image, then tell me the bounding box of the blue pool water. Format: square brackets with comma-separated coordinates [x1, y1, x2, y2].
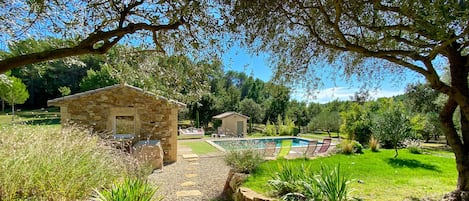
[210, 137, 316, 151]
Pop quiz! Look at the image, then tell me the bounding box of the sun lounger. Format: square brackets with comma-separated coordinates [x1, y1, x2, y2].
[304, 140, 318, 156]
[263, 141, 278, 159]
[317, 138, 332, 154]
[286, 140, 318, 158]
[179, 127, 204, 139]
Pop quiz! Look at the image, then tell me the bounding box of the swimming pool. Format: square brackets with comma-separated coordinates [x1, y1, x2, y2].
[208, 137, 317, 151]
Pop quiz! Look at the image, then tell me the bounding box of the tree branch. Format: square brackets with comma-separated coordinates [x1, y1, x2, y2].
[0, 19, 185, 73]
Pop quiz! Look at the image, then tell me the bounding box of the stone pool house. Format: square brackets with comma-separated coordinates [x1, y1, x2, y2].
[213, 112, 249, 137]
[47, 84, 185, 164]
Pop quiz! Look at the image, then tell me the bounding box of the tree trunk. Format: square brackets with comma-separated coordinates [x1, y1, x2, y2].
[1, 99, 4, 113]
[11, 103, 14, 122]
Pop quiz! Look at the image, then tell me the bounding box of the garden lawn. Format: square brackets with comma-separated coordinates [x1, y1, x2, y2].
[179, 141, 220, 155]
[0, 108, 60, 129]
[244, 149, 457, 200]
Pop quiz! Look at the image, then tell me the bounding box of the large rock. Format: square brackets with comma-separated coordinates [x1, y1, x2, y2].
[132, 140, 164, 170]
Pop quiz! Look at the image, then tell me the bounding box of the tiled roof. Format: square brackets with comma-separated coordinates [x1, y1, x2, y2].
[212, 112, 249, 119]
[47, 83, 186, 107]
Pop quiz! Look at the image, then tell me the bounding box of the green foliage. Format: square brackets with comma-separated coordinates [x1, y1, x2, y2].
[1, 76, 29, 120]
[92, 178, 161, 201]
[240, 98, 265, 133]
[268, 162, 349, 201]
[316, 165, 349, 201]
[310, 110, 341, 137]
[263, 84, 290, 123]
[410, 112, 443, 142]
[58, 86, 71, 96]
[407, 145, 423, 154]
[79, 63, 118, 91]
[8, 39, 97, 107]
[286, 100, 308, 133]
[339, 103, 372, 145]
[0, 125, 135, 200]
[279, 116, 295, 136]
[2, 76, 29, 106]
[404, 83, 440, 114]
[224, 149, 264, 174]
[264, 119, 277, 136]
[371, 102, 413, 158]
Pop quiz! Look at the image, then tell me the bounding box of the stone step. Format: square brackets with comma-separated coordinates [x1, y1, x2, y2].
[185, 173, 198, 178]
[182, 154, 199, 159]
[176, 190, 202, 197]
[186, 158, 199, 162]
[180, 181, 196, 187]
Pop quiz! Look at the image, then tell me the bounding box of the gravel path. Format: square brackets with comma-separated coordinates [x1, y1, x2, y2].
[148, 139, 231, 201]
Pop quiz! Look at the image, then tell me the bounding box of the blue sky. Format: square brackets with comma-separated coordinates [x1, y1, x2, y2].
[222, 44, 426, 103]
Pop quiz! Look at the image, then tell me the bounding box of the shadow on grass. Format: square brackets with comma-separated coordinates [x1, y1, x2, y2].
[386, 158, 441, 172]
[22, 118, 61, 126]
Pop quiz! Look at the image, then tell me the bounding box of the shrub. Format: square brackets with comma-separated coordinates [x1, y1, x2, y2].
[269, 162, 316, 196]
[407, 145, 422, 154]
[279, 116, 295, 136]
[269, 162, 349, 201]
[0, 125, 136, 200]
[92, 178, 161, 201]
[338, 140, 363, 154]
[369, 136, 379, 152]
[405, 140, 422, 154]
[265, 120, 277, 136]
[316, 164, 349, 201]
[338, 140, 354, 154]
[224, 148, 264, 173]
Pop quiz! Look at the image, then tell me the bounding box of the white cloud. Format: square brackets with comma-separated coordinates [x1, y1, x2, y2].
[291, 87, 404, 104]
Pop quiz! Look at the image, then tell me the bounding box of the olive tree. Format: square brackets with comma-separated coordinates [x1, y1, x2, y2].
[1, 76, 29, 121]
[0, 0, 224, 73]
[371, 105, 413, 158]
[225, 0, 469, 195]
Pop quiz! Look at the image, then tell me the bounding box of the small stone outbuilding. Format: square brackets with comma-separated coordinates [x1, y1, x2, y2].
[213, 112, 249, 137]
[47, 84, 185, 163]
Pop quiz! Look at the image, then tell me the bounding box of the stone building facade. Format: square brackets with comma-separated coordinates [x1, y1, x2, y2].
[48, 84, 185, 163]
[213, 112, 249, 137]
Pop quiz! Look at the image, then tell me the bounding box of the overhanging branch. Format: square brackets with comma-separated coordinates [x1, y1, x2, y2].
[0, 19, 185, 73]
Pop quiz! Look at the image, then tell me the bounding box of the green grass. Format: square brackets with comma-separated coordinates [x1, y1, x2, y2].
[0, 108, 61, 128]
[179, 141, 220, 155]
[243, 149, 457, 200]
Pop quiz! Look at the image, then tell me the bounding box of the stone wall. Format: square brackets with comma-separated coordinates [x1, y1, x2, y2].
[221, 114, 248, 136]
[51, 85, 180, 162]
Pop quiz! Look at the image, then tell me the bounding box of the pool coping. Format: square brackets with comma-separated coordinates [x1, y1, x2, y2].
[206, 136, 317, 152]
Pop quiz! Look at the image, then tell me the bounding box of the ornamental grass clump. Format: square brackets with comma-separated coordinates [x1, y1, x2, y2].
[269, 162, 350, 201]
[91, 178, 161, 201]
[0, 125, 136, 200]
[338, 140, 363, 154]
[369, 136, 380, 152]
[224, 144, 264, 174]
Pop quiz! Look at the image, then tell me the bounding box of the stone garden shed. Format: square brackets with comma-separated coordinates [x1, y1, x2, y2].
[213, 112, 249, 137]
[47, 84, 185, 163]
